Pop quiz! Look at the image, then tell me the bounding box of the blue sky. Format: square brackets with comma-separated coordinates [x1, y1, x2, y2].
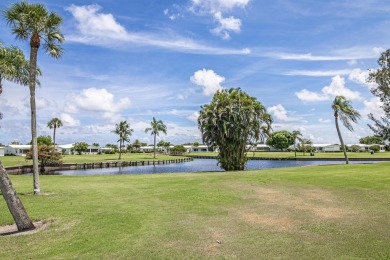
[0, 0, 388, 146]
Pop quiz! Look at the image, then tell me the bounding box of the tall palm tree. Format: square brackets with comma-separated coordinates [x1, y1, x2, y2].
[4, 2, 64, 194]
[332, 96, 361, 164]
[112, 120, 133, 159]
[145, 117, 167, 159]
[292, 130, 303, 158]
[47, 117, 62, 146]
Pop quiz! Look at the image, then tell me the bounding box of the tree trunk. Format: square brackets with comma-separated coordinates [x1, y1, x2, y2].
[153, 134, 156, 159]
[335, 114, 349, 164]
[118, 140, 122, 160]
[0, 162, 35, 231]
[29, 44, 40, 194]
[53, 126, 56, 146]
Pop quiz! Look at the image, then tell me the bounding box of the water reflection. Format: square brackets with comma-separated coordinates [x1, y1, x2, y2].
[52, 159, 373, 176]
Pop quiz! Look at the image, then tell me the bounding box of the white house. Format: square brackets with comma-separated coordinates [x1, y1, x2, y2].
[191, 145, 209, 152]
[347, 144, 386, 152]
[5, 145, 31, 156]
[0, 146, 4, 157]
[57, 144, 74, 155]
[312, 144, 340, 152]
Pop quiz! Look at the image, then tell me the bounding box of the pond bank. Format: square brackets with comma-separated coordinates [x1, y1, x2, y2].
[5, 157, 193, 175]
[186, 154, 390, 161]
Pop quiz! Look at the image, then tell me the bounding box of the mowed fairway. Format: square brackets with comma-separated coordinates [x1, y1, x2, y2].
[0, 163, 389, 259]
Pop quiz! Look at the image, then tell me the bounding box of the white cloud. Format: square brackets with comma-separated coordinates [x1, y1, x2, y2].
[295, 89, 329, 102]
[60, 113, 81, 127]
[318, 118, 331, 124]
[190, 0, 250, 13]
[187, 111, 200, 123]
[211, 12, 242, 40]
[66, 4, 250, 55]
[285, 69, 352, 77]
[348, 68, 377, 89]
[361, 97, 384, 117]
[295, 75, 362, 102]
[190, 69, 225, 96]
[189, 0, 249, 39]
[268, 104, 301, 122]
[66, 4, 127, 39]
[66, 88, 131, 113]
[265, 47, 385, 61]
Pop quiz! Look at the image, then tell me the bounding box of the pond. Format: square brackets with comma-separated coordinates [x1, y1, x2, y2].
[51, 159, 376, 176]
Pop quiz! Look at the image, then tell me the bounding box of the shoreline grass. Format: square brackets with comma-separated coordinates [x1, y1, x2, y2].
[0, 162, 389, 259]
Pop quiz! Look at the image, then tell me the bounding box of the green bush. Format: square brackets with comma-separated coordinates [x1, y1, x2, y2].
[369, 145, 380, 152]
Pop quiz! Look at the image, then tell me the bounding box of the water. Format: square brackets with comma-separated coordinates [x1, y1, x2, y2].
[52, 159, 374, 176]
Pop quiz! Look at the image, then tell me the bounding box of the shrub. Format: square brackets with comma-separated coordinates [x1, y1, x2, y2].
[369, 145, 380, 152]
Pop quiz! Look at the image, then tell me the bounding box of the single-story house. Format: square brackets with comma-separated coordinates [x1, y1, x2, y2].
[57, 144, 74, 155]
[347, 144, 386, 152]
[191, 145, 209, 152]
[5, 145, 32, 156]
[312, 144, 340, 152]
[0, 146, 4, 157]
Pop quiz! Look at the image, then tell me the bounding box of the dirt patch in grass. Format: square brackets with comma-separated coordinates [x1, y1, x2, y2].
[0, 221, 49, 236]
[226, 182, 356, 233]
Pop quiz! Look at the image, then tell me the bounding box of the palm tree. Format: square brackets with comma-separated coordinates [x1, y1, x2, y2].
[47, 117, 62, 146]
[112, 120, 133, 159]
[4, 2, 64, 194]
[332, 96, 361, 164]
[0, 43, 35, 230]
[0, 43, 30, 96]
[292, 130, 303, 158]
[145, 117, 167, 159]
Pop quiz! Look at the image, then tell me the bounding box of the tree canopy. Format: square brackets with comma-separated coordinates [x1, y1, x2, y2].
[359, 135, 385, 145]
[198, 88, 272, 171]
[266, 130, 294, 151]
[367, 49, 390, 141]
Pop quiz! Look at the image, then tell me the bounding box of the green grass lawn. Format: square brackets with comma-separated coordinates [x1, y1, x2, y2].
[1, 163, 389, 259]
[192, 151, 390, 159]
[0, 153, 186, 167]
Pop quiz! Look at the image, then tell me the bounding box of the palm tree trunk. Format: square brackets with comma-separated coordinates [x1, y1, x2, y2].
[153, 134, 156, 159]
[29, 44, 40, 194]
[0, 162, 35, 231]
[53, 126, 56, 145]
[118, 140, 122, 160]
[335, 114, 349, 164]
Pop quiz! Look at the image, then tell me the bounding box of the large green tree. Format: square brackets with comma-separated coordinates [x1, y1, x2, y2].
[145, 117, 167, 159]
[266, 130, 295, 151]
[4, 1, 64, 194]
[359, 135, 385, 145]
[332, 96, 361, 164]
[198, 88, 272, 171]
[367, 49, 390, 141]
[112, 120, 133, 159]
[47, 117, 62, 146]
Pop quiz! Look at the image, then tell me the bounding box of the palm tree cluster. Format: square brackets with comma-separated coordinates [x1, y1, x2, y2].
[198, 88, 272, 171]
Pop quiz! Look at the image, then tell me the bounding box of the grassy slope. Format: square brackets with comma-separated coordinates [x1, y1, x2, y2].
[0, 163, 389, 259]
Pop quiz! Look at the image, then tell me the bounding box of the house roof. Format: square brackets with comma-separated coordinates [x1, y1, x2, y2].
[57, 144, 74, 149]
[7, 145, 31, 149]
